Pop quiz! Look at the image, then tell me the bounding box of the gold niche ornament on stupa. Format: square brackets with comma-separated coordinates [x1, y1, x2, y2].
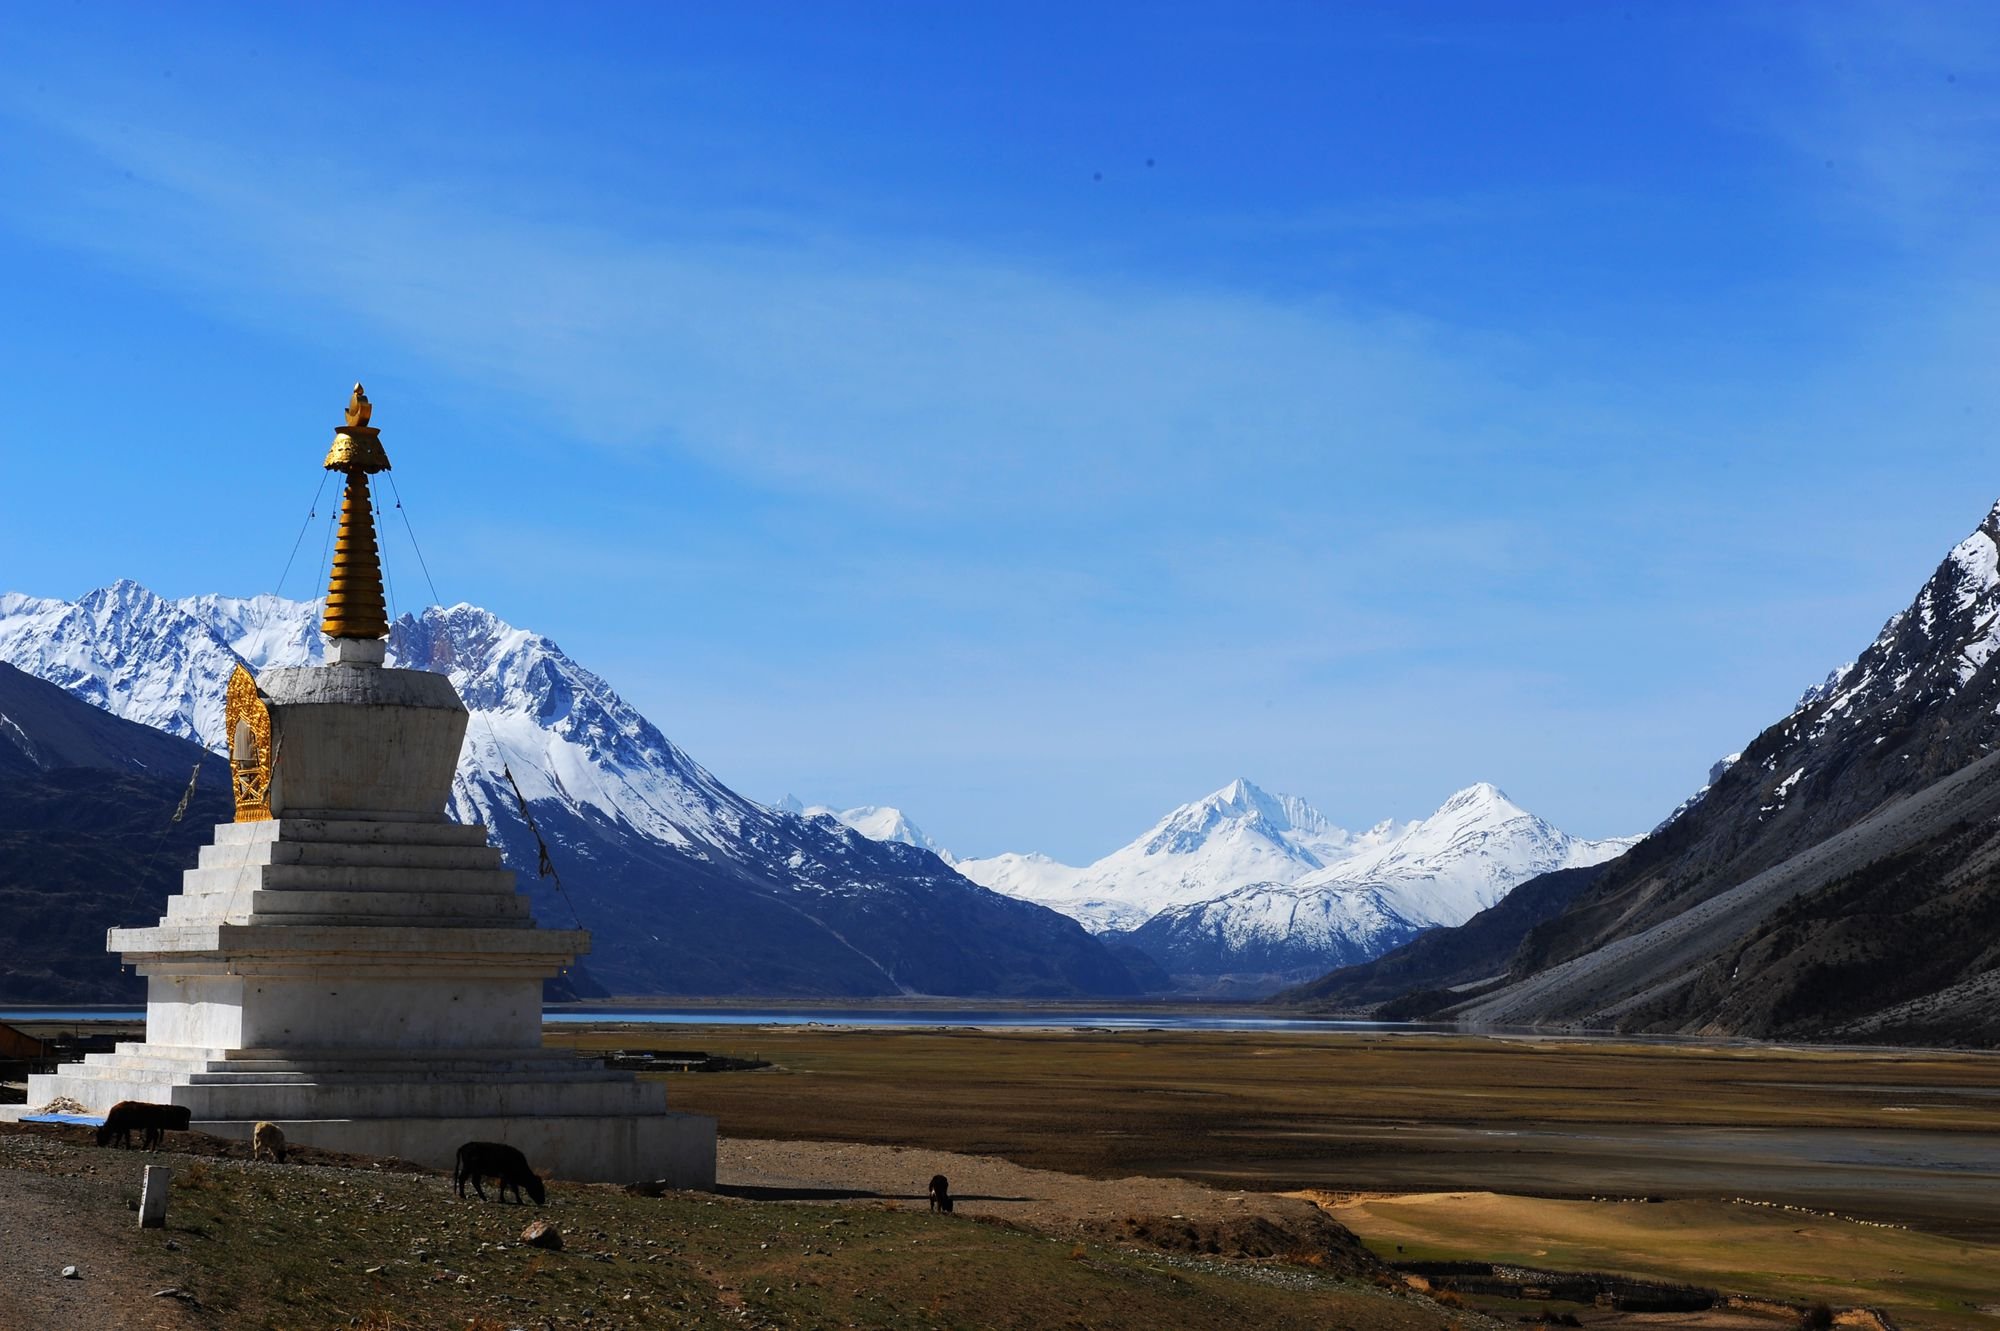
[321, 383, 393, 640]
[226, 663, 274, 822]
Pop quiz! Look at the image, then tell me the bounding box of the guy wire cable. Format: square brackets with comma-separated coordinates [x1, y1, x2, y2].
[109, 761, 208, 934]
[385, 473, 586, 933]
[311, 500, 339, 628]
[274, 471, 332, 597]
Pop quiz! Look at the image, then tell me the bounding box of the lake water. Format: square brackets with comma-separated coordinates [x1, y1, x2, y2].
[0, 1005, 1430, 1034]
[545, 1007, 1433, 1033]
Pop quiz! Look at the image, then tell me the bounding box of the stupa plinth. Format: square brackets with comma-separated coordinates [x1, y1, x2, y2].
[27, 386, 716, 1186]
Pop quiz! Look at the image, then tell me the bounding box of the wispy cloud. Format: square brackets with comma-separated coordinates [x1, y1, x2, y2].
[0, 101, 1537, 536]
[1756, 3, 2000, 248]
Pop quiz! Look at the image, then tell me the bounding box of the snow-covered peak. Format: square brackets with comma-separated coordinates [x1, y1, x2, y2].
[952, 849, 1084, 901]
[1432, 781, 1515, 818]
[958, 775, 1635, 983]
[0, 585, 759, 855]
[1765, 498, 2000, 757]
[1141, 777, 1331, 855]
[780, 799, 954, 862]
[1293, 783, 1633, 927]
[1949, 505, 2000, 593]
[959, 778, 1410, 933]
[390, 602, 751, 851]
[180, 592, 323, 671]
[0, 583, 244, 746]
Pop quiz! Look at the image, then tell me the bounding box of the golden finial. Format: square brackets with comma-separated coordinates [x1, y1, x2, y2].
[345, 382, 373, 429]
[324, 383, 391, 474]
[321, 383, 392, 641]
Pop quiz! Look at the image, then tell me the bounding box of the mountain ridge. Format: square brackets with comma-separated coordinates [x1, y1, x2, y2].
[1311, 497, 2000, 1044]
[1114, 782, 1631, 987]
[0, 586, 1146, 999]
[956, 777, 1402, 934]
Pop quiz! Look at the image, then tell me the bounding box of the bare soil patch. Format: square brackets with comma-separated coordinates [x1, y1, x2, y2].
[720, 1136, 1374, 1269]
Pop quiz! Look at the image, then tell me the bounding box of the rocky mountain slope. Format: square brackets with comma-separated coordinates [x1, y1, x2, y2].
[0, 585, 1143, 999]
[1117, 785, 1632, 987]
[0, 661, 231, 1002]
[1347, 499, 2000, 1043]
[1270, 863, 1614, 1014]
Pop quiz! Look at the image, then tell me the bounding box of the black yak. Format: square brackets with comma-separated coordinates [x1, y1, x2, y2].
[95, 1101, 191, 1150]
[453, 1141, 546, 1205]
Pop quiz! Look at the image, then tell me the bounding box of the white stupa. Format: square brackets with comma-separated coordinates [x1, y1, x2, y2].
[27, 385, 715, 1186]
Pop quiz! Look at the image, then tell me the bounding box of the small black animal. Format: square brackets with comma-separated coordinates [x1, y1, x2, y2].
[95, 1100, 192, 1150]
[454, 1141, 547, 1206]
[928, 1173, 952, 1213]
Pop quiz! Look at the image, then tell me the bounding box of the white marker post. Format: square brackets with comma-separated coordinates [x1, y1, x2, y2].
[138, 1166, 173, 1229]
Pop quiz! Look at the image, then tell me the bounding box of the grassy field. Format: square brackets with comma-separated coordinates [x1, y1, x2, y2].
[1329, 1192, 2000, 1330]
[543, 1024, 2000, 1327]
[0, 1127, 1453, 1331]
[15, 1021, 1998, 1327]
[552, 1026, 2000, 1225]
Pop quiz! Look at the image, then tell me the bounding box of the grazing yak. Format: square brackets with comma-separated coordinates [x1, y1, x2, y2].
[453, 1141, 546, 1206]
[929, 1174, 952, 1213]
[95, 1101, 192, 1150]
[253, 1121, 287, 1164]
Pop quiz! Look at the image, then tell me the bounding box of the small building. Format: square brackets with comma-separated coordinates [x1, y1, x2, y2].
[0, 1023, 47, 1063]
[0, 1022, 50, 1099]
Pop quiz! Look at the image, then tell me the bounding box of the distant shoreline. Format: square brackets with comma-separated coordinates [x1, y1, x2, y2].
[7, 1003, 1995, 1055]
[0, 1000, 1433, 1035]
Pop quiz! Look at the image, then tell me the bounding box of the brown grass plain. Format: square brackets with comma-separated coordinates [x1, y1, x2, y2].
[552, 1023, 2000, 1328]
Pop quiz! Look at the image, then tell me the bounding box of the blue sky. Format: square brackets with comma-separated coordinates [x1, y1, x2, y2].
[3, 3, 1999, 861]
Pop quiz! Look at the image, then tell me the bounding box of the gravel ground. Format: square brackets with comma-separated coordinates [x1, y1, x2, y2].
[0, 1134, 192, 1331]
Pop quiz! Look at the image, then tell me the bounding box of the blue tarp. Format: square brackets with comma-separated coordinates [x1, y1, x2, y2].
[20, 1113, 104, 1126]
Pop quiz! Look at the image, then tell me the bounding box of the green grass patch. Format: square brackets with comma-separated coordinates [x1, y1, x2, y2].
[132, 1155, 1450, 1331]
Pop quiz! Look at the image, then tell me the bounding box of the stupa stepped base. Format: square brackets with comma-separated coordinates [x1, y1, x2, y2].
[168, 819, 529, 930]
[25, 1044, 716, 1187]
[195, 1113, 717, 1188]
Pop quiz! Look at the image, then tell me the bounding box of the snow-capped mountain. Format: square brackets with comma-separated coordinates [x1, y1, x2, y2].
[1290, 783, 1633, 924]
[952, 850, 1081, 901]
[1436, 497, 2000, 1041]
[1517, 497, 2000, 984]
[957, 778, 1406, 933]
[0, 585, 1143, 999]
[0, 583, 247, 746]
[775, 797, 955, 862]
[947, 775, 1632, 988]
[1123, 783, 1634, 984]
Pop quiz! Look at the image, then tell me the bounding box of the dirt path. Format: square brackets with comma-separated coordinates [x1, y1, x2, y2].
[0, 1134, 197, 1331]
[718, 1136, 1373, 1264]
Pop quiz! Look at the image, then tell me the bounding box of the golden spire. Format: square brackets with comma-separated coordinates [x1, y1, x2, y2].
[321, 383, 393, 641]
